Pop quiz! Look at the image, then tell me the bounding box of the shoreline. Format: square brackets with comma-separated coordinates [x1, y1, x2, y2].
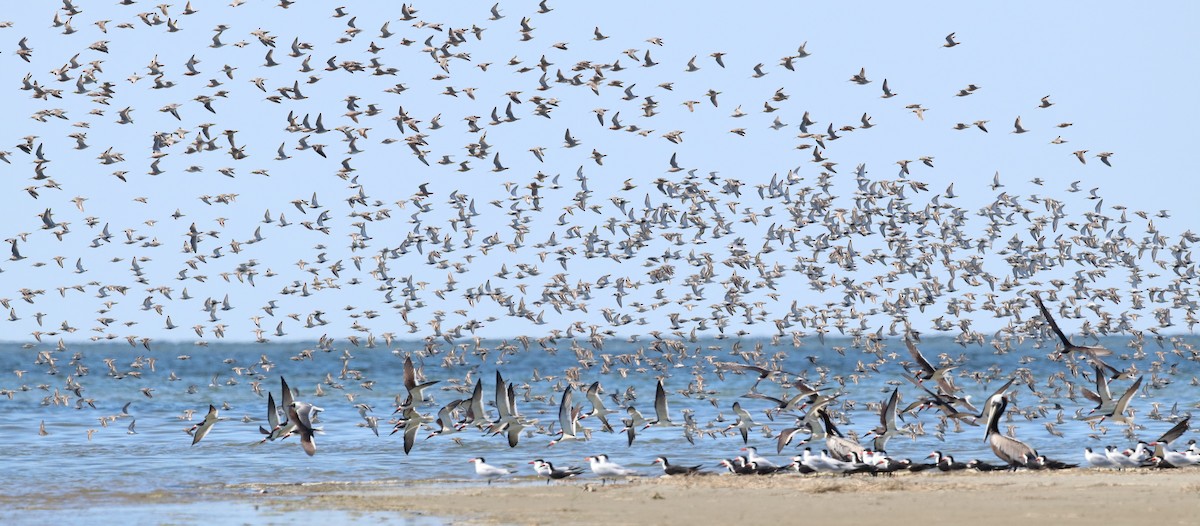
[229, 470, 1200, 525]
[5, 470, 1198, 525]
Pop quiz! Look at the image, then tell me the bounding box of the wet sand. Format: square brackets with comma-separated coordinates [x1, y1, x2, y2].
[232, 470, 1200, 525]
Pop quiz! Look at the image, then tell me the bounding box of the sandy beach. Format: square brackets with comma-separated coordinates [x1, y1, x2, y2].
[227, 470, 1200, 525]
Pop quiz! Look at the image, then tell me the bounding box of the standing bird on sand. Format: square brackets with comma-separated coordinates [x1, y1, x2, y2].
[984, 395, 1035, 470]
[653, 456, 703, 476]
[470, 457, 513, 485]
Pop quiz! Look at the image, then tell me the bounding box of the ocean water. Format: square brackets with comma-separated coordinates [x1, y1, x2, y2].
[0, 336, 1195, 505]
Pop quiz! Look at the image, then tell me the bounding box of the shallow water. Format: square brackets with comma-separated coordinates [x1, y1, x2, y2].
[0, 336, 1195, 514]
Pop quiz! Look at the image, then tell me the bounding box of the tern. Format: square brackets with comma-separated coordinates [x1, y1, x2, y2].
[584, 454, 638, 484]
[470, 457, 512, 485]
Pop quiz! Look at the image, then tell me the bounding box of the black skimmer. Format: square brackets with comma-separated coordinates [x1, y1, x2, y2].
[257, 391, 283, 442]
[261, 376, 297, 442]
[402, 355, 439, 406]
[1151, 417, 1190, 460]
[1029, 455, 1077, 470]
[726, 402, 758, 444]
[548, 385, 585, 446]
[1031, 292, 1114, 359]
[620, 405, 649, 446]
[643, 379, 675, 429]
[287, 400, 322, 456]
[188, 404, 220, 445]
[470, 457, 512, 484]
[487, 371, 531, 447]
[426, 399, 464, 440]
[743, 378, 825, 420]
[863, 387, 902, 451]
[905, 338, 958, 389]
[930, 452, 969, 471]
[966, 459, 1005, 472]
[1085, 376, 1143, 424]
[530, 459, 584, 483]
[580, 381, 615, 432]
[391, 405, 423, 454]
[458, 379, 489, 430]
[653, 456, 702, 476]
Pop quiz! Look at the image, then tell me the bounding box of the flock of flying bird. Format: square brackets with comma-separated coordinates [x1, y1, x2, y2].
[2, 0, 1198, 484]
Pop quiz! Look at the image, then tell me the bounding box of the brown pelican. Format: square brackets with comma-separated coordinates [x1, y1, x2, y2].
[817, 409, 865, 462]
[984, 395, 1035, 469]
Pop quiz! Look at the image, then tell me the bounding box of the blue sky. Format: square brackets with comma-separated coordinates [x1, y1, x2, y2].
[0, 1, 1196, 343]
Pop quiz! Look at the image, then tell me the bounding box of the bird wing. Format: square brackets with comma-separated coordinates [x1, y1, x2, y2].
[280, 377, 295, 418]
[1031, 293, 1072, 347]
[265, 392, 279, 429]
[654, 379, 670, 424]
[1111, 376, 1143, 416]
[403, 355, 417, 391]
[905, 338, 936, 375]
[557, 385, 575, 437]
